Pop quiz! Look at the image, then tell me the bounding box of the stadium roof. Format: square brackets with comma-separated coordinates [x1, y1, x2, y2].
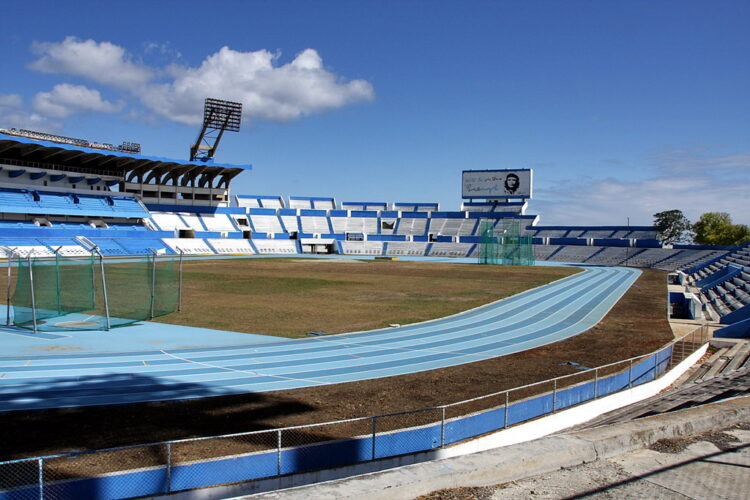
[0, 131, 251, 188]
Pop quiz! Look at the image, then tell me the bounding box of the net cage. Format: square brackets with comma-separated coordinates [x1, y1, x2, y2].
[478, 219, 535, 266]
[6, 253, 180, 332]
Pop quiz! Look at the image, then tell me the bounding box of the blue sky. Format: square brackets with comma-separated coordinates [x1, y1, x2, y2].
[1, 0, 748, 225]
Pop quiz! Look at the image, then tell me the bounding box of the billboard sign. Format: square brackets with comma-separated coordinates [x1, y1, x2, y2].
[462, 169, 533, 199]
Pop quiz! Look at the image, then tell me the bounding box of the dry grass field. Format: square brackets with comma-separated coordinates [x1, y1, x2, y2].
[155, 257, 580, 337]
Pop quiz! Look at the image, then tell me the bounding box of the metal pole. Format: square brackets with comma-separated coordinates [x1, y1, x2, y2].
[594, 368, 599, 399]
[54, 247, 62, 316]
[29, 254, 38, 334]
[150, 252, 157, 319]
[178, 251, 183, 313]
[440, 407, 446, 448]
[371, 417, 377, 460]
[552, 379, 557, 413]
[276, 430, 282, 476]
[504, 391, 509, 428]
[628, 359, 633, 388]
[97, 250, 111, 330]
[6, 256, 12, 326]
[38, 458, 44, 500]
[166, 442, 172, 493]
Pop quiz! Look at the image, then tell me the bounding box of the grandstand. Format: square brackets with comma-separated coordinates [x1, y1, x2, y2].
[679, 242, 750, 331]
[1, 128, 744, 334]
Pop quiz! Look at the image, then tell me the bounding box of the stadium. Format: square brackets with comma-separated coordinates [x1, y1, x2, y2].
[0, 111, 747, 500]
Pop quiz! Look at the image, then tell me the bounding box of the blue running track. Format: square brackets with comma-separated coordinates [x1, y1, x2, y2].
[0, 264, 640, 412]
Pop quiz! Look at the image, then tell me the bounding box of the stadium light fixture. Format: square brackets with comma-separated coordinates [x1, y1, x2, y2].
[189, 98, 243, 162]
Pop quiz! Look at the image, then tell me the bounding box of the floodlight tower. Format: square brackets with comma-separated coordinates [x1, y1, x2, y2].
[189, 98, 243, 162]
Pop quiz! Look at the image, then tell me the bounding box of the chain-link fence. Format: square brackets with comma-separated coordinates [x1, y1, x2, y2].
[0, 326, 709, 499]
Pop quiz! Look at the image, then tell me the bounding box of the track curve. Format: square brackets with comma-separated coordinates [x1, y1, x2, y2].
[0, 265, 640, 411]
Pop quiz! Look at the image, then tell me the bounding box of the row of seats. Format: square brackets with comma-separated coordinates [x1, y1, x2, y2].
[0, 188, 148, 218]
[683, 242, 750, 322]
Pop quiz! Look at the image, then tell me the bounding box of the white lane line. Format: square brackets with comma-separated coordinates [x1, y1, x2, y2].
[159, 350, 330, 386]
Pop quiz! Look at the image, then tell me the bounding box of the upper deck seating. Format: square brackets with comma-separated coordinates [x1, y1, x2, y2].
[151, 212, 190, 231]
[392, 202, 438, 212]
[249, 210, 284, 233]
[336, 211, 378, 234]
[236, 195, 284, 209]
[299, 210, 331, 234]
[200, 213, 237, 232]
[179, 214, 206, 232]
[342, 202, 388, 211]
[289, 197, 336, 210]
[396, 215, 428, 236]
[279, 210, 300, 233]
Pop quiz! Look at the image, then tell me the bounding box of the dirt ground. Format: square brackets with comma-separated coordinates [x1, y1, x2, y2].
[0, 267, 673, 468]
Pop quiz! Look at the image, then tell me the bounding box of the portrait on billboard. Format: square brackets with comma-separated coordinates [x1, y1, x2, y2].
[504, 173, 520, 195]
[462, 169, 533, 199]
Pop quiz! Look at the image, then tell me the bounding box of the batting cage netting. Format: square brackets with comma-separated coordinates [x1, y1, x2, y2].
[8, 254, 180, 332]
[477, 219, 535, 266]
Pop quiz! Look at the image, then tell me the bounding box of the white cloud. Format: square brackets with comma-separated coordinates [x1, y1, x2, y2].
[0, 93, 59, 131]
[29, 36, 152, 89]
[28, 39, 374, 126]
[139, 46, 374, 124]
[651, 147, 750, 172]
[534, 147, 750, 227]
[33, 84, 123, 119]
[0, 94, 23, 108]
[535, 175, 750, 227]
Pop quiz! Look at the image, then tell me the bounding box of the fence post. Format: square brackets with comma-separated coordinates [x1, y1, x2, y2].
[28, 254, 37, 334]
[178, 251, 184, 312]
[38, 458, 44, 500]
[6, 257, 12, 326]
[440, 407, 446, 448]
[628, 359, 633, 388]
[691, 327, 696, 352]
[150, 252, 157, 320]
[594, 368, 599, 399]
[371, 417, 377, 460]
[276, 430, 282, 476]
[54, 247, 62, 316]
[96, 249, 110, 330]
[552, 379, 557, 413]
[504, 391, 509, 428]
[166, 442, 172, 493]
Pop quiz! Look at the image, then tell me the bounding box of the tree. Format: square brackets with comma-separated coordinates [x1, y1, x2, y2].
[693, 212, 750, 246]
[652, 209, 692, 245]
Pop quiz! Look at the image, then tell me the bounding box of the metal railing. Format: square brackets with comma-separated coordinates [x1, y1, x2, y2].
[0, 325, 708, 499]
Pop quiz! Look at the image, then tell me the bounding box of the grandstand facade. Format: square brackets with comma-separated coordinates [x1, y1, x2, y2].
[1, 128, 747, 335]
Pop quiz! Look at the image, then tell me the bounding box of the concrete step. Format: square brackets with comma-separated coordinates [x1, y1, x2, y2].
[725, 343, 750, 372]
[580, 368, 750, 428]
[697, 347, 728, 380]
